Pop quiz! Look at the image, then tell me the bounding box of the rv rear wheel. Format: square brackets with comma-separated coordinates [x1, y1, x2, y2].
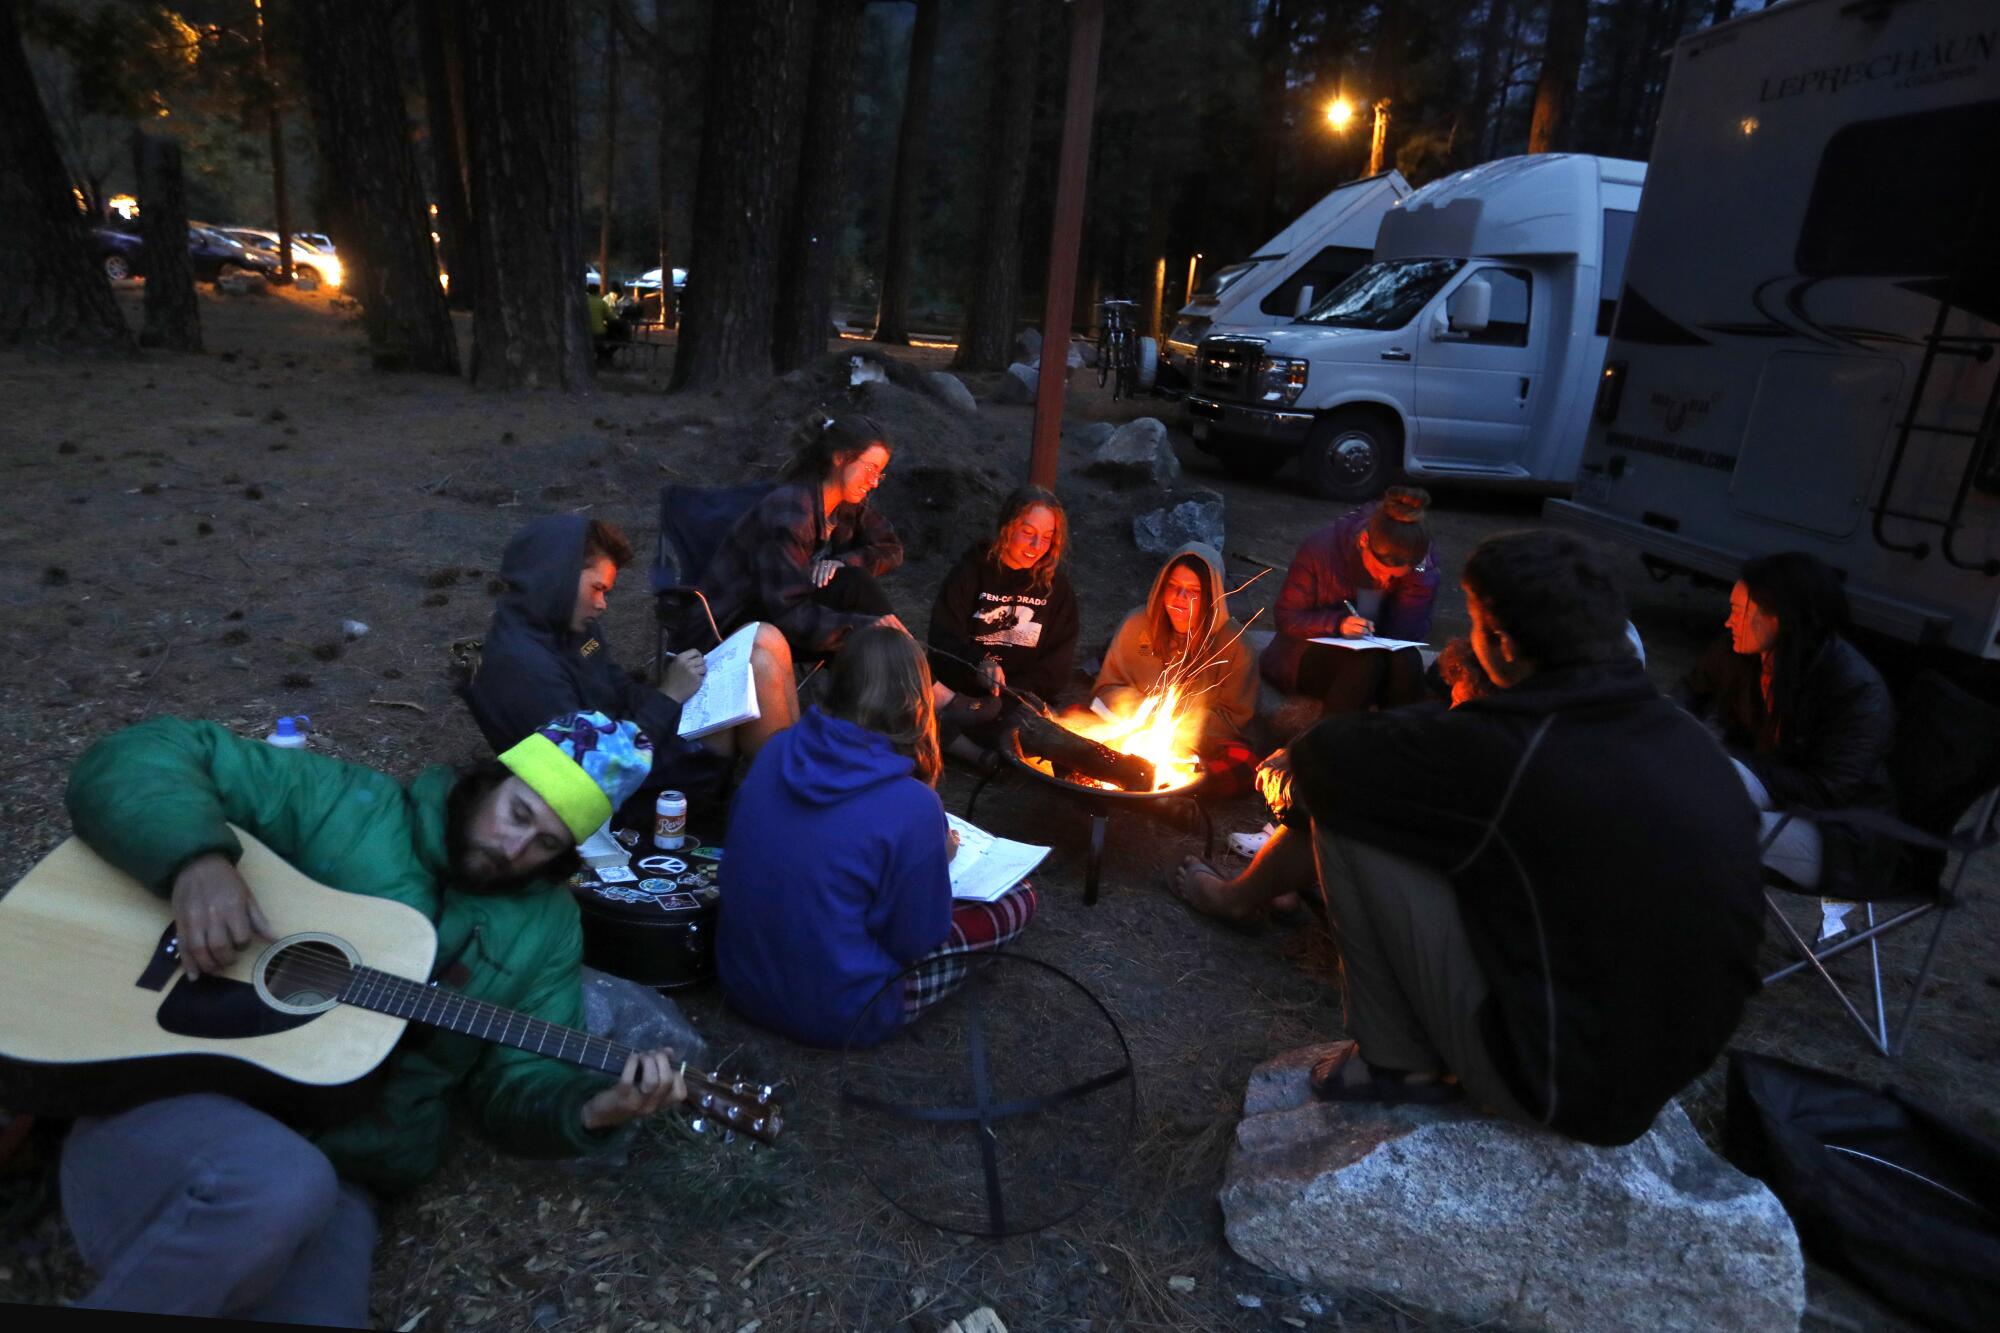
[1303, 411, 1402, 501]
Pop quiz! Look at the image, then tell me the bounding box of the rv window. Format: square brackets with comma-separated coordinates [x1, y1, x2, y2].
[1299, 257, 1464, 331]
[1462, 267, 1532, 347]
[1598, 209, 1635, 336]
[1193, 261, 1260, 304]
[1797, 99, 2000, 280]
[1262, 245, 1373, 317]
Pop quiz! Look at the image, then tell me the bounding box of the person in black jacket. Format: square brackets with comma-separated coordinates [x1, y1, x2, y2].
[1679, 551, 1895, 937]
[926, 486, 1080, 763]
[462, 515, 799, 824]
[1249, 531, 1762, 1145]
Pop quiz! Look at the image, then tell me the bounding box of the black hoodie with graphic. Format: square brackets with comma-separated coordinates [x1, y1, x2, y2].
[462, 514, 729, 814]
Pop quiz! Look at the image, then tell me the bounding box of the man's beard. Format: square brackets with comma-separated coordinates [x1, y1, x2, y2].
[443, 765, 572, 896]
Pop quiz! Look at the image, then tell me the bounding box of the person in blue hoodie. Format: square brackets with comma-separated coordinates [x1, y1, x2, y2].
[717, 626, 1038, 1048]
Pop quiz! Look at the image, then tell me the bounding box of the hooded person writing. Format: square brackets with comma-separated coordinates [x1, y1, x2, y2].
[1092, 542, 1260, 794]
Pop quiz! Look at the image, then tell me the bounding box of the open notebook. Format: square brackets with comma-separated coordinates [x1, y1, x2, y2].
[1309, 633, 1429, 652]
[945, 814, 1049, 903]
[676, 622, 762, 740]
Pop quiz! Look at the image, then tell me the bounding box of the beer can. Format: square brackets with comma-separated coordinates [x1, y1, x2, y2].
[654, 790, 687, 850]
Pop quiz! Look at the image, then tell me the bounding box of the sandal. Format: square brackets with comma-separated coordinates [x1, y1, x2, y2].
[1308, 1040, 1463, 1105]
[1168, 856, 1258, 926]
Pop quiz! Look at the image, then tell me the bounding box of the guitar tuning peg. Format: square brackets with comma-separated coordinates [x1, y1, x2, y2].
[689, 1117, 707, 1133]
[731, 1080, 747, 1094]
[757, 1085, 773, 1103]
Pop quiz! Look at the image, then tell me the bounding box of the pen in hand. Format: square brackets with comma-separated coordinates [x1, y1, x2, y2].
[1340, 598, 1375, 639]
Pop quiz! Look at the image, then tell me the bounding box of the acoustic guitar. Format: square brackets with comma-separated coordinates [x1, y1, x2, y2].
[0, 827, 781, 1144]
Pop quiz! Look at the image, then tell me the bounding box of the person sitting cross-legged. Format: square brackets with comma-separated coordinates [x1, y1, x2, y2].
[55, 710, 692, 1324]
[716, 626, 1037, 1048]
[1186, 532, 1764, 1140]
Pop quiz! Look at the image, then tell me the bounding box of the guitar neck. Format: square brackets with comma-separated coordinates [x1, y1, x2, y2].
[338, 965, 755, 1127]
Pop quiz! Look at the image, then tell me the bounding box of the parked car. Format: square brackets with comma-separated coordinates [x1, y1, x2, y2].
[218, 227, 343, 289]
[90, 222, 279, 284]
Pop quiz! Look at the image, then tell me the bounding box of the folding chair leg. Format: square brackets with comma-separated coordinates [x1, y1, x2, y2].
[1865, 903, 1888, 1047]
[1763, 892, 1893, 1056]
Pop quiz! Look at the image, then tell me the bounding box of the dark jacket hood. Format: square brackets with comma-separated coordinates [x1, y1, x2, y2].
[493, 514, 590, 642]
[777, 707, 918, 806]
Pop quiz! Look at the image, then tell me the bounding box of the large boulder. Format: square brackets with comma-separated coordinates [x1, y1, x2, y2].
[1220, 1044, 1805, 1333]
[995, 362, 1038, 404]
[1133, 487, 1224, 556]
[926, 370, 979, 415]
[1086, 417, 1180, 487]
[1012, 326, 1042, 364]
[1068, 420, 1114, 450]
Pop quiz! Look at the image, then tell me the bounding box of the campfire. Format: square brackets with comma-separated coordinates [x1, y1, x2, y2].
[1028, 690, 1203, 793]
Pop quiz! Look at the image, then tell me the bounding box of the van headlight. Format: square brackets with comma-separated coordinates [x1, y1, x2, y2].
[1256, 356, 1309, 407]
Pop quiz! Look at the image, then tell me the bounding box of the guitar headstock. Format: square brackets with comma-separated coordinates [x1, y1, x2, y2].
[685, 1071, 783, 1145]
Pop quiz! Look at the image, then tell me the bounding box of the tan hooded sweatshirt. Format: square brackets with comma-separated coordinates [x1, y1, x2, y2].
[1092, 541, 1258, 745]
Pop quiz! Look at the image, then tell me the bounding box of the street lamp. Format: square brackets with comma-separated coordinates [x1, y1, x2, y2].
[1325, 94, 1391, 176]
[1325, 97, 1354, 131]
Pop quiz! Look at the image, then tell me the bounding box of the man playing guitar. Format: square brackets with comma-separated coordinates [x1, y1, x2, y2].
[54, 710, 688, 1324]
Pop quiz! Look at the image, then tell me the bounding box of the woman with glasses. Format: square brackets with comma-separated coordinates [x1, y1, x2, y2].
[926, 487, 1080, 767]
[1260, 486, 1439, 719]
[695, 414, 906, 661]
[1094, 541, 1260, 794]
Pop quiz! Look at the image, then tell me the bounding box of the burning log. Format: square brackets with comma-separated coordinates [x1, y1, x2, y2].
[1012, 711, 1158, 793]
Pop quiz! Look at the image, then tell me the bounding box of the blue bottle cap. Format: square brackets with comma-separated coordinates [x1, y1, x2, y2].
[276, 715, 310, 736]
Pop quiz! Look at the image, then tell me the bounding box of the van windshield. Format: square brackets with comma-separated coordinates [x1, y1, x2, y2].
[1298, 257, 1463, 330]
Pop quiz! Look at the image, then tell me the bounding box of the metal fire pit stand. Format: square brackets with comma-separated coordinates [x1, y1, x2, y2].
[965, 726, 1213, 906]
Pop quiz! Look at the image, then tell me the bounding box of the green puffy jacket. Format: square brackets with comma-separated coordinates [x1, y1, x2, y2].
[64, 717, 622, 1195]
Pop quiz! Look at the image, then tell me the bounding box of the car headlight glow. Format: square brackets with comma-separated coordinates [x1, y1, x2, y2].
[1255, 355, 1309, 406]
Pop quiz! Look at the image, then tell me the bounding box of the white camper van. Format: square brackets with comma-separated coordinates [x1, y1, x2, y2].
[1547, 0, 2000, 656]
[1156, 171, 1411, 395]
[1185, 153, 1645, 500]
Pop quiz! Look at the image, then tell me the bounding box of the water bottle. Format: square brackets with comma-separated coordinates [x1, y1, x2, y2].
[266, 715, 311, 749]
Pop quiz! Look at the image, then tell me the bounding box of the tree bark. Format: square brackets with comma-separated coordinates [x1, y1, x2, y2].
[463, 0, 590, 391]
[1465, 0, 1512, 167]
[871, 0, 940, 344]
[952, 0, 1042, 372]
[293, 0, 460, 374]
[417, 0, 476, 310]
[254, 0, 294, 285]
[130, 130, 201, 352]
[597, 0, 619, 296]
[0, 1, 130, 349]
[672, 0, 810, 390]
[1528, 0, 1590, 154]
[773, 0, 866, 372]
[1246, 0, 1293, 244]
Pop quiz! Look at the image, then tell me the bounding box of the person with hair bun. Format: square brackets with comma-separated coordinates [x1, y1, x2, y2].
[1261, 486, 1440, 716]
[927, 486, 1080, 764]
[717, 627, 1037, 1047]
[696, 413, 907, 661]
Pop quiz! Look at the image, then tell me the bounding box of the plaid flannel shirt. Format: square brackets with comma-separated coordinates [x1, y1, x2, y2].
[696, 481, 903, 656]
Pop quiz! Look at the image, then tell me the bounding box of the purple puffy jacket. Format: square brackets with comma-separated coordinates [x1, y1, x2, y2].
[1259, 501, 1439, 694]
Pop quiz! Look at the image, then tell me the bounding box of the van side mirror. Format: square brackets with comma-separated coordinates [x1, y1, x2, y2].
[1293, 284, 1315, 318]
[1445, 278, 1492, 335]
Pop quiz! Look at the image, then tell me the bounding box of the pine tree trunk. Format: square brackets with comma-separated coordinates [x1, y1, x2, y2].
[952, 0, 1042, 372]
[417, 0, 476, 311]
[1246, 0, 1292, 244]
[655, 13, 679, 327]
[130, 130, 201, 353]
[672, 0, 810, 391]
[871, 0, 940, 345]
[0, 2, 130, 349]
[463, 0, 590, 391]
[1528, 0, 1590, 153]
[1465, 0, 1512, 168]
[255, 1, 293, 285]
[597, 3, 619, 296]
[773, 0, 865, 372]
[293, 0, 460, 374]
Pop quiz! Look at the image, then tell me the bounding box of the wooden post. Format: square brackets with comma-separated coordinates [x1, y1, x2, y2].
[1027, 0, 1105, 490]
[1150, 255, 1166, 342]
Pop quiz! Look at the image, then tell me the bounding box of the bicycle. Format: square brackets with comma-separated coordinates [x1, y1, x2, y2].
[1097, 298, 1139, 401]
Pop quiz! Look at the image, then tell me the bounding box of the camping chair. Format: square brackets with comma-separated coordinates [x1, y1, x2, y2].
[650, 480, 776, 678]
[1759, 670, 2000, 1058]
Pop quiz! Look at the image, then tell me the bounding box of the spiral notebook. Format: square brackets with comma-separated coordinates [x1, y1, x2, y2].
[676, 623, 762, 739]
[945, 815, 1049, 903]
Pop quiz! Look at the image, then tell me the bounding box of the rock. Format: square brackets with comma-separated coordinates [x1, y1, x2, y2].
[848, 354, 887, 388]
[1069, 339, 1092, 369]
[579, 966, 708, 1070]
[1011, 327, 1042, 364]
[939, 1308, 1007, 1333]
[925, 371, 978, 415]
[1133, 488, 1225, 556]
[1220, 1043, 1805, 1333]
[1086, 417, 1179, 487]
[341, 619, 370, 640]
[1068, 421, 1113, 450]
[995, 362, 1038, 404]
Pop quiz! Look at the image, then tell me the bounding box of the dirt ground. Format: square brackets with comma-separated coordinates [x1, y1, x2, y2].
[1, 288, 1994, 1331]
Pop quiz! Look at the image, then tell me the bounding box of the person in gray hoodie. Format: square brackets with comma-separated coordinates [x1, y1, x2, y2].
[462, 514, 797, 822]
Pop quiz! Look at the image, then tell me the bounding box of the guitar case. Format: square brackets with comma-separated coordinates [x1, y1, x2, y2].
[569, 838, 718, 993]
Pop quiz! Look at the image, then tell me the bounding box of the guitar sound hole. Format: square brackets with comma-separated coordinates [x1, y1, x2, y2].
[264, 940, 354, 1008]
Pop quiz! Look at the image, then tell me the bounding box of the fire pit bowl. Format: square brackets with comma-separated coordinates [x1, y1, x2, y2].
[965, 715, 1214, 906]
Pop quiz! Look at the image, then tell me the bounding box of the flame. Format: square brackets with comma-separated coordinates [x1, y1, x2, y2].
[1035, 685, 1205, 793]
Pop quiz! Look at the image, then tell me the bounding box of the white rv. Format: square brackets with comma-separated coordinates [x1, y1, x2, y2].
[1156, 171, 1411, 395]
[1548, 0, 2000, 656]
[1184, 153, 1645, 499]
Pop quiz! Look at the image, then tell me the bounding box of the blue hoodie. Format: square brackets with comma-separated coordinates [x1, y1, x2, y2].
[716, 707, 953, 1048]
